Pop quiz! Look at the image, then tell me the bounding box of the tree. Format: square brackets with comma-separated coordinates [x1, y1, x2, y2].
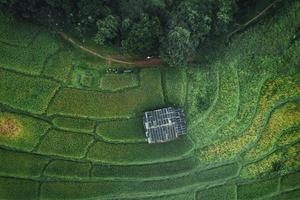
[160, 26, 194, 67]
[94, 15, 119, 45]
[121, 14, 161, 56]
[169, 1, 212, 48]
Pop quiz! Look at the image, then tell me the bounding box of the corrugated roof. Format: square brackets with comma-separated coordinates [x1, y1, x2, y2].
[143, 107, 187, 144]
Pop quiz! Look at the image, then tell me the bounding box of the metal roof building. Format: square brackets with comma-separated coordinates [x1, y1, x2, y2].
[143, 107, 187, 144]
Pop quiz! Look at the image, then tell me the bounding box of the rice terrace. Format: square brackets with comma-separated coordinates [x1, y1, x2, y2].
[0, 0, 299, 199]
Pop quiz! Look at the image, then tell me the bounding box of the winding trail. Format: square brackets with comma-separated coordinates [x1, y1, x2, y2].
[58, 32, 165, 67]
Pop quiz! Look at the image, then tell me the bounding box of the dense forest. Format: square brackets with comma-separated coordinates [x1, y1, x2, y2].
[0, 0, 276, 66]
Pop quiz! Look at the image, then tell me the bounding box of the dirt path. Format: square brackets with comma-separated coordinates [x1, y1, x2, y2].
[228, 0, 282, 38]
[58, 32, 165, 67]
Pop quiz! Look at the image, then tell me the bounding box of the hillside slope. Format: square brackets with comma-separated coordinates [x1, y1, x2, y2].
[0, 1, 299, 199]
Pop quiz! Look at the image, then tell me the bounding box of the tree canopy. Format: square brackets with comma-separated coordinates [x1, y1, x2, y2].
[0, 0, 239, 66]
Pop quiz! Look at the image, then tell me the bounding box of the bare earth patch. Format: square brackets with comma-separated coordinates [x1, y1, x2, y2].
[0, 118, 21, 137]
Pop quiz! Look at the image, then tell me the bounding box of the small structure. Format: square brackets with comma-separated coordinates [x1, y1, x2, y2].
[143, 107, 187, 144]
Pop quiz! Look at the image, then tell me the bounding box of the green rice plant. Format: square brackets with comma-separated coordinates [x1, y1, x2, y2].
[0, 148, 49, 178]
[44, 160, 91, 179]
[0, 44, 45, 75]
[92, 157, 198, 178]
[237, 178, 279, 200]
[268, 189, 300, 200]
[95, 117, 146, 142]
[186, 66, 218, 122]
[0, 177, 39, 200]
[86, 137, 193, 164]
[48, 69, 164, 119]
[0, 69, 60, 114]
[37, 129, 94, 159]
[52, 116, 95, 134]
[163, 67, 187, 106]
[0, 112, 50, 151]
[213, 62, 269, 142]
[0, 31, 60, 75]
[42, 50, 73, 82]
[189, 60, 239, 146]
[140, 193, 195, 200]
[68, 66, 102, 89]
[196, 184, 236, 200]
[281, 171, 300, 191]
[99, 73, 139, 91]
[41, 163, 238, 199]
[0, 11, 40, 47]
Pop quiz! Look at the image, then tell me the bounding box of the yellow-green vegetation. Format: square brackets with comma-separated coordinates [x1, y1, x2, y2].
[245, 101, 300, 160]
[0, 1, 300, 199]
[0, 112, 50, 151]
[99, 73, 139, 91]
[197, 76, 300, 163]
[241, 143, 299, 178]
[0, 116, 21, 137]
[278, 128, 300, 147]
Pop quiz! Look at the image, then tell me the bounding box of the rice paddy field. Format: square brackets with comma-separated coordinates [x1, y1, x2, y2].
[0, 1, 299, 199]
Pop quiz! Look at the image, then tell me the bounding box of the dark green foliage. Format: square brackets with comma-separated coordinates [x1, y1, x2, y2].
[94, 15, 119, 45]
[121, 14, 161, 56]
[0, 177, 39, 200]
[87, 137, 193, 164]
[0, 148, 49, 178]
[237, 178, 279, 200]
[0, 0, 238, 64]
[270, 189, 300, 200]
[52, 116, 95, 133]
[0, 69, 60, 114]
[92, 157, 198, 178]
[196, 184, 236, 200]
[281, 171, 300, 191]
[44, 160, 90, 178]
[160, 26, 193, 67]
[37, 129, 94, 159]
[0, 10, 40, 47]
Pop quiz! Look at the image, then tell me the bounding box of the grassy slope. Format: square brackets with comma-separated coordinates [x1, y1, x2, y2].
[0, 1, 299, 199]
